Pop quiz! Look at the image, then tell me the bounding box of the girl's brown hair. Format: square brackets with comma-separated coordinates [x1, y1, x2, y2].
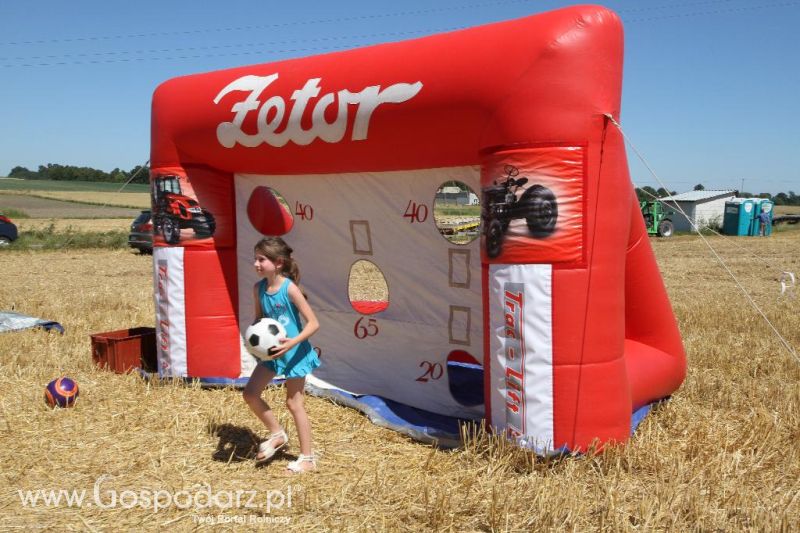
[254, 237, 300, 283]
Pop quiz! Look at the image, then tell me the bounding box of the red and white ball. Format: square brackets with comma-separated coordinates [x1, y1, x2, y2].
[44, 377, 79, 408]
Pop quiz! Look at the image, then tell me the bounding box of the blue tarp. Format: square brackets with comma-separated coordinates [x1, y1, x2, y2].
[143, 370, 662, 451]
[305, 381, 474, 448]
[0, 311, 64, 334]
[306, 381, 659, 450]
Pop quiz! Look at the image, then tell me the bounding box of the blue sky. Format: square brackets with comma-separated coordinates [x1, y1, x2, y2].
[1, 0, 797, 194]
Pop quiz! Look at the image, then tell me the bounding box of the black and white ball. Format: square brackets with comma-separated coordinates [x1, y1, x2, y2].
[245, 318, 287, 360]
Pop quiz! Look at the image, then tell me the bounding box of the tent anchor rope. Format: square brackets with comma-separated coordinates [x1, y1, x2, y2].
[633, 183, 798, 304]
[115, 159, 150, 194]
[605, 114, 798, 365]
[634, 182, 783, 270]
[608, 115, 792, 279]
[51, 158, 151, 250]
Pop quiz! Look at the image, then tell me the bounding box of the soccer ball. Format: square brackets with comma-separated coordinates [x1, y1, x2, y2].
[44, 377, 79, 408]
[245, 318, 287, 360]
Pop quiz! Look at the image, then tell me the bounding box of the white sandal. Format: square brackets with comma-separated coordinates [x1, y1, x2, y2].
[255, 429, 288, 463]
[286, 453, 316, 474]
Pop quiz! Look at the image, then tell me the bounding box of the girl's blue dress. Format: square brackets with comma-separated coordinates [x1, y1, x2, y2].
[258, 278, 320, 378]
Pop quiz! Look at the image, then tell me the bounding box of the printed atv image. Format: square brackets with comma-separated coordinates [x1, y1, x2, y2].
[482, 165, 558, 258]
[151, 175, 216, 245]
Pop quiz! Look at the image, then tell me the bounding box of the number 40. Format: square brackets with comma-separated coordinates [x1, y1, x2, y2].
[404, 200, 428, 223]
[295, 201, 314, 221]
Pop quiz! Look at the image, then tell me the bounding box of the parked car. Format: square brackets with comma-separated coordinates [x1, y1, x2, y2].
[128, 210, 153, 253]
[0, 213, 18, 246]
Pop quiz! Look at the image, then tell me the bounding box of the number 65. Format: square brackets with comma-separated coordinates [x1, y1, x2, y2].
[354, 317, 379, 339]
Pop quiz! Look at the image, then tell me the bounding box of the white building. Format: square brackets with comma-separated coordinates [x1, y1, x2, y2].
[660, 190, 737, 232]
[435, 187, 479, 205]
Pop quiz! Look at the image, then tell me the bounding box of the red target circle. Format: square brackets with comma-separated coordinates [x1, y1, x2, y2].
[247, 186, 294, 236]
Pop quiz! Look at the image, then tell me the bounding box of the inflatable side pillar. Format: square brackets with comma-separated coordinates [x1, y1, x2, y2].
[481, 122, 686, 453]
[624, 192, 687, 409]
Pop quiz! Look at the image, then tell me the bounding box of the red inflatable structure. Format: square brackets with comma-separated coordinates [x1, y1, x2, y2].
[150, 4, 686, 452]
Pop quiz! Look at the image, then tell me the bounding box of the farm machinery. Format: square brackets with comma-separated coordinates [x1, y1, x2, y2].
[772, 214, 800, 226]
[151, 175, 216, 245]
[639, 200, 675, 237]
[482, 165, 558, 258]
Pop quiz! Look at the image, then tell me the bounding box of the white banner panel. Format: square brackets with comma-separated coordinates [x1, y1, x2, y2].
[488, 263, 554, 452]
[234, 168, 484, 420]
[153, 246, 187, 377]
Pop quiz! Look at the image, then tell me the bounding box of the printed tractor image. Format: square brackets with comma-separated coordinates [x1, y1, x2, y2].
[482, 165, 558, 258]
[151, 175, 216, 245]
[639, 200, 674, 237]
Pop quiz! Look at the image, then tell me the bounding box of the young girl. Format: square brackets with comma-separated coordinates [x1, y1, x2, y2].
[243, 237, 320, 474]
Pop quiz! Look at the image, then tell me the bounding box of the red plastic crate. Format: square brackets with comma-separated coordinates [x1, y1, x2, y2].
[91, 327, 157, 373]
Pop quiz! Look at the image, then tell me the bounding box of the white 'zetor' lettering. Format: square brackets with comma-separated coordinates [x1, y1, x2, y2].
[213, 74, 423, 148]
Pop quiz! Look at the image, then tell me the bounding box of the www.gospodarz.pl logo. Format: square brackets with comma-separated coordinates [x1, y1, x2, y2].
[17, 474, 298, 513]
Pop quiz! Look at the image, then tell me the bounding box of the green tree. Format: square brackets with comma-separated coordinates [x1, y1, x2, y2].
[642, 186, 657, 198]
[8, 166, 39, 179]
[8, 162, 149, 182]
[110, 168, 127, 182]
[693, 183, 705, 191]
[127, 165, 150, 184]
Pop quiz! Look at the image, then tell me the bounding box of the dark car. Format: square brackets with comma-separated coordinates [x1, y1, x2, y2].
[0, 213, 18, 246]
[128, 210, 153, 253]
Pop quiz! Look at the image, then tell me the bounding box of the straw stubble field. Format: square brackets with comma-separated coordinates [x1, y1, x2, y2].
[0, 231, 798, 531]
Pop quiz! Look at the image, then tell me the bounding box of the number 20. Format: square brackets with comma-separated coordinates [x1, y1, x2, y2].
[416, 361, 443, 382]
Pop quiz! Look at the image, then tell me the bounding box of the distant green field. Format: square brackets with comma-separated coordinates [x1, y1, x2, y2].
[774, 205, 800, 215]
[0, 178, 148, 193]
[434, 204, 481, 217]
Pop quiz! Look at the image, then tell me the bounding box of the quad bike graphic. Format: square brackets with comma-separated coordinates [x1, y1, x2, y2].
[151, 175, 216, 245]
[482, 165, 558, 258]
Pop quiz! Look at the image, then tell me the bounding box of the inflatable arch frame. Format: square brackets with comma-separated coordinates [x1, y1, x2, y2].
[150, 5, 686, 452]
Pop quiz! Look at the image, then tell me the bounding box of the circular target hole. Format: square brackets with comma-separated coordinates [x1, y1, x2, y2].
[247, 186, 294, 236]
[446, 350, 484, 407]
[348, 260, 389, 315]
[433, 181, 480, 245]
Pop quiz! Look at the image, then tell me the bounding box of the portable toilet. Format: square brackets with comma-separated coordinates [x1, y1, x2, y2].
[722, 199, 756, 236]
[751, 199, 774, 236]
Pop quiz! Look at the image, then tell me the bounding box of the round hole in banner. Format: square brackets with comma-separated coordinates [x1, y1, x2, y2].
[433, 181, 480, 245]
[247, 186, 294, 236]
[348, 259, 389, 315]
[446, 350, 484, 406]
